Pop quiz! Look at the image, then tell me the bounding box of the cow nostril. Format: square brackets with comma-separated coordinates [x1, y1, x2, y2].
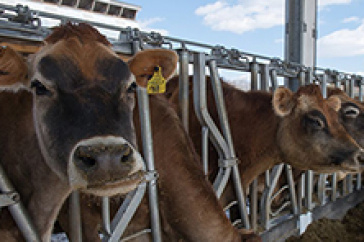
[121, 147, 133, 163]
[79, 156, 97, 168]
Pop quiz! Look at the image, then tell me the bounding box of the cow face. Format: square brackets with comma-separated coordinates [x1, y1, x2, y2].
[328, 88, 364, 148]
[273, 85, 363, 173]
[27, 23, 178, 196]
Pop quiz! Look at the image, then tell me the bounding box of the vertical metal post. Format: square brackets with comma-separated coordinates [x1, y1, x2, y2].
[69, 191, 82, 242]
[305, 171, 314, 210]
[332, 173, 337, 201]
[260, 64, 270, 91]
[297, 173, 305, 214]
[102, 197, 111, 236]
[305, 68, 313, 84]
[357, 82, 363, 190]
[270, 69, 278, 91]
[285, 0, 317, 91]
[137, 87, 162, 242]
[250, 61, 260, 90]
[345, 77, 355, 194]
[202, 126, 209, 177]
[0, 164, 41, 241]
[298, 71, 306, 86]
[285, 164, 298, 215]
[250, 179, 258, 231]
[179, 49, 190, 132]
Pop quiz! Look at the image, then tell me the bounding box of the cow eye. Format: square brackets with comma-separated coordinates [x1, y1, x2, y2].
[30, 80, 52, 96]
[342, 104, 360, 118]
[305, 115, 325, 130]
[127, 82, 137, 93]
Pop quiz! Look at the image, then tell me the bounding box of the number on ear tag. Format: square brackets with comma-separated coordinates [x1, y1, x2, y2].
[147, 66, 166, 94]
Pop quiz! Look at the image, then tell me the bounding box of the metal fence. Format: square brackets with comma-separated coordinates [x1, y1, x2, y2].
[0, 3, 363, 242]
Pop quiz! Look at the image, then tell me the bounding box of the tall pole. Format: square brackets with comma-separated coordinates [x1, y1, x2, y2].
[285, 0, 317, 91]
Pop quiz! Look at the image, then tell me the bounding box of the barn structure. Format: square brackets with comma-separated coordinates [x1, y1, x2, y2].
[0, 0, 363, 241]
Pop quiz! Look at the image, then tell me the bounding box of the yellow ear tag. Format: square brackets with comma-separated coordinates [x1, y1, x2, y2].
[147, 66, 166, 94]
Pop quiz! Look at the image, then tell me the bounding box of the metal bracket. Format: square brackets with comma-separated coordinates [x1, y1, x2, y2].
[142, 171, 159, 183]
[218, 158, 239, 168]
[0, 191, 19, 208]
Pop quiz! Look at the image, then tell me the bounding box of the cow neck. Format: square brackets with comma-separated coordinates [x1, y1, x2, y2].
[0, 90, 71, 241]
[133, 95, 242, 242]
[220, 85, 282, 188]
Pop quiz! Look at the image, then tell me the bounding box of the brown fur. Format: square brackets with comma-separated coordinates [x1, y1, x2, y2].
[0, 46, 28, 87]
[44, 22, 110, 46]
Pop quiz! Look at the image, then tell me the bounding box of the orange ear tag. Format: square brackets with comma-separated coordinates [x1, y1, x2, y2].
[147, 66, 166, 94]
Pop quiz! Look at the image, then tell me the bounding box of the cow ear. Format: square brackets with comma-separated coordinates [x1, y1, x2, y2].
[0, 46, 29, 87]
[128, 49, 178, 88]
[326, 95, 341, 112]
[273, 87, 295, 117]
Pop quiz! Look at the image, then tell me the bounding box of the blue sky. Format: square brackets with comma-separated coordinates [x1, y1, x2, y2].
[130, 0, 364, 79]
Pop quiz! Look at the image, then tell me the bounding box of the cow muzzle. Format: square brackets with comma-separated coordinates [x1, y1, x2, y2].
[68, 136, 145, 196]
[340, 149, 364, 172]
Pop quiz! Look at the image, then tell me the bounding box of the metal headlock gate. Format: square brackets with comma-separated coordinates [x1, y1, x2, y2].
[0, 3, 363, 242]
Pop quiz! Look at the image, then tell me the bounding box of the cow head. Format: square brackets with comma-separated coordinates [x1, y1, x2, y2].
[0, 45, 28, 90]
[328, 88, 364, 148]
[273, 84, 363, 172]
[27, 23, 178, 196]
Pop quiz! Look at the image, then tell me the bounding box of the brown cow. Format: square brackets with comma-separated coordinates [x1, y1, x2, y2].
[0, 23, 178, 241]
[166, 77, 364, 201]
[56, 52, 260, 241]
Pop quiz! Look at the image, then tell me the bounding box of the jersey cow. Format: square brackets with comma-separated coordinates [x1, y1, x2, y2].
[56, 51, 260, 241]
[0, 23, 177, 241]
[166, 77, 364, 196]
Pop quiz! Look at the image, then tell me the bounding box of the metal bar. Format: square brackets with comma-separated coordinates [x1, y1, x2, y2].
[0, 164, 41, 241]
[137, 86, 162, 242]
[69, 191, 82, 242]
[192, 52, 230, 197]
[321, 74, 327, 98]
[107, 183, 147, 242]
[297, 173, 305, 214]
[209, 59, 250, 229]
[285, 164, 298, 215]
[305, 68, 313, 85]
[332, 173, 337, 201]
[298, 71, 305, 86]
[270, 69, 278, 91]
[260, 164, 284, 230]
[202, 126, 209, 177]
[317, 174, 328, 205]
[178, 49, 189, 132]
[260, 64, 270, 91]
[250, 61, 259, 90]
[102, 196, 111, 236]
[250, 179, 258, 231]
[305, 170, 314, 210]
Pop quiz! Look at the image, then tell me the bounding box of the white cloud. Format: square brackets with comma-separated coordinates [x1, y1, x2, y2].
[319, 0, 351, 7]
[138, 18, 169, 36]
[318, 19, 364, 58]
[195, 0, 352, 34]
[195, 0, 284, 34]
[342, 16, 360, 23]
